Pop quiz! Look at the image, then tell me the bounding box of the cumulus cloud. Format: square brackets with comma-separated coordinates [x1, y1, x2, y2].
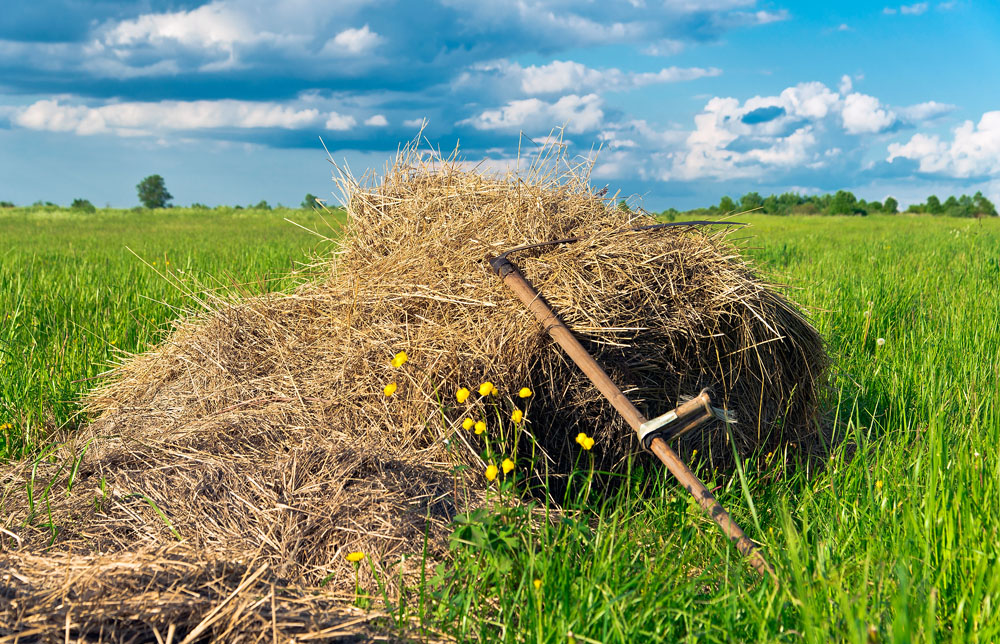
[322, 24, 381, 56]
[518, 60, 721, 94]
[898, 101, 956, 122]
[14, 98, 335, 136]
[460, 94, 605, 134]
[841, 93, 896, 134]
[887, 111, 1000, 178]
[364, 114, 388, 127]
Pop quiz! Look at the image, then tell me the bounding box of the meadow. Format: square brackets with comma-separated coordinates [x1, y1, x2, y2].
[1, 208, 998, 641]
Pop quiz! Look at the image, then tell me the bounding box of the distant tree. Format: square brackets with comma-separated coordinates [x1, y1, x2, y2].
[828, 190, 860, 215]
[302, 193, 322, 209]
[136, 175, 173, 209]
[253, 200, 272, 210]
[762, 194, 778, 214]
[718, 195, 737, 213]
[190, 202, 209, 210]
[973, 191, 998, 217]
[70, 198, 96, 213]
[925, 195, 943, 214]
[868, 200, 883, 212]
[0, 200, 14, 208]
[739, 192, 764, 211]
[883, 196, 899, 213]
[617, 199, 631, 212]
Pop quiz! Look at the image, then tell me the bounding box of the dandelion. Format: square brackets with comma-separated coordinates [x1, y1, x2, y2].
[456, 387, 471, 403]
[502, 458, 515, 474]
[0, 423, 11, 431]
[533, 578, 542, 590]
[390, 350, 408, 368]
[575, 432, 594, 451]
[876, 337, 885, 347]
[474, 420, 487, 435]
[875, 480, 883, 491]
[485, 463, 499, 481]
[519, 387, 533, 398]
[346, 551, 365, 562]
[383, 382, 398, 397]
[462, 417, 475, 431]
[511, 409, 524, 424]
[478, 382, 497, 396]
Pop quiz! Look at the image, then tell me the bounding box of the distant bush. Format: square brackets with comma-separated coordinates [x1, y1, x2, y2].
[70, 198, 97, 214]
[0, 201, 14, 208]
[253, 200, 272, 210]
[190, 202, 209, 210]
[302, 193, 321, 209]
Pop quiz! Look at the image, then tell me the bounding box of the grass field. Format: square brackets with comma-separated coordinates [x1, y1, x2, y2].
[1, 209, 998, 641]
[0, 206, 344, 457]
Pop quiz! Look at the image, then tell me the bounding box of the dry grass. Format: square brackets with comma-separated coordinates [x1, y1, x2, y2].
[0, 142, 828, 641]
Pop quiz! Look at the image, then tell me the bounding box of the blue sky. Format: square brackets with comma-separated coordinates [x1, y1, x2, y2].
[1, 0, 998, 210]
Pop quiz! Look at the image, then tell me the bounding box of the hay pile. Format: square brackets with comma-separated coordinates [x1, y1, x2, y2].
[0, 144, 828, 641]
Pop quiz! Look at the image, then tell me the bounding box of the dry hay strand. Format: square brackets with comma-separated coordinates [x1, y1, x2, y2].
[0, 141, 829, 641]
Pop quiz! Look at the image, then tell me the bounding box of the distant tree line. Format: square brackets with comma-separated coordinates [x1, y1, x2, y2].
[665, 190, 998, 218]
[0, 175, 331, 212]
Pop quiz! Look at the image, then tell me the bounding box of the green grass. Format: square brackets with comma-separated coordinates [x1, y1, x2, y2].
[0, 206, 343, 456]
[2, 210, 998, 641]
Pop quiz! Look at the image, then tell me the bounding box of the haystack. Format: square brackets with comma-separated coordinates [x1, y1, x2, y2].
[0, 143, 828, 641]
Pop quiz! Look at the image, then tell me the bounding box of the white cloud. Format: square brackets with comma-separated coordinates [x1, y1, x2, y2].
[882, 7, 898, 14]
[900, 3, 930, 15]
[841, 93, 896, 134]
[322, 24, 381, 56]
[461, 94, 605, 134]
[837, 23, 851, 31]
[887, 111, 1000, 177]
[325, 112, 357, 130]
[519, 60, 720, 94]
[14, 99, 328, 136]
[642, 39, 685, 56]
[898, 101, 956, 122]
[838, 74, 853, 95]
[364, 114, 388, 127]
[464, 59, 721, 97]
[403, 118, 426, 128]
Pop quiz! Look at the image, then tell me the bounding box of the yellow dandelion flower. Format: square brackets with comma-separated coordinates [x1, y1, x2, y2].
[519, 387, 532, 398]
[582, 437, 594, 450]
[691, 449, 698, 458]
[875, 480, 883, 491]
[533, 578, 542, 590]
[501, 458, 515, 474]
[456, 387, 471, 403]
[383, 382, 398, 397]
[575, 432, 587, 446]
[390, 350, 408, 368]
[0, 423, 11, 431]
[511, 409, 524, 424]
[478, 382, 495, 397]
[346, 551, 365, 562]
[462, 417, 475, 431]
[474, 420, 486, 435]
[485, 464, 499, 481]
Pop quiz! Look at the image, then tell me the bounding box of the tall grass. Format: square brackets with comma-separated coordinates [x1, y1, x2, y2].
[0, 206, 343, 456]
[410, 214, 1000, 642]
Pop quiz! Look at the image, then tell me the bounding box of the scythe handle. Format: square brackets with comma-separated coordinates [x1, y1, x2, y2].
[489, 255, 775, 579]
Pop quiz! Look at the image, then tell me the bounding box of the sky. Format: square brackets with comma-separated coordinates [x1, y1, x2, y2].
[1, 0, 998, 210]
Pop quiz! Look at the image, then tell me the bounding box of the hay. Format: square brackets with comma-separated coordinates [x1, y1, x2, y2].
[0, 142, 828, 641]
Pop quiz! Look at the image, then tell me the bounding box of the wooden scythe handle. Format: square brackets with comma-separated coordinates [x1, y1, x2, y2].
[490, 255, 775, 579]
